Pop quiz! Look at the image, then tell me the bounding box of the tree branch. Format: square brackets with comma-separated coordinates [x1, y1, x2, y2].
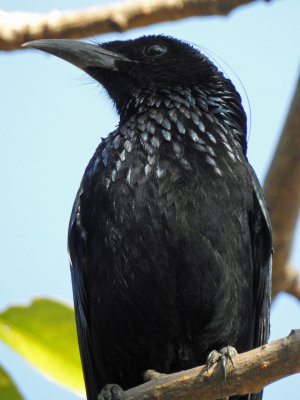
[263, 75, 300, 300]
[283, 264, 300, 301]
[123, 330, 300, 399]
[1, 0, 262, 51]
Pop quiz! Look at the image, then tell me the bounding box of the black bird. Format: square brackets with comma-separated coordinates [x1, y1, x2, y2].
[23, 36, 272, 400]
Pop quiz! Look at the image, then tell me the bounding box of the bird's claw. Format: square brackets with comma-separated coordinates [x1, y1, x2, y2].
[206, 346, 237, 381]
[206, 349, 220, 372]
[98, 384, 125, 400]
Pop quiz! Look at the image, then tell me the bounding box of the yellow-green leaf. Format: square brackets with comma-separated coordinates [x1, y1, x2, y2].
[0, 298, 85, 396]
[0, 364, 24, 400]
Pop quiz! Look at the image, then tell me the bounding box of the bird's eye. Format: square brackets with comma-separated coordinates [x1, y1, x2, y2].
[143, 43, 167, 57]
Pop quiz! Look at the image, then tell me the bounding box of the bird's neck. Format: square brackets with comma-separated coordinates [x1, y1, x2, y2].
[118, 85, 247, 154]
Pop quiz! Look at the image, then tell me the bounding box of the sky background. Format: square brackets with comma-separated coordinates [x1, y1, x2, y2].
[1, 0, 300, 399]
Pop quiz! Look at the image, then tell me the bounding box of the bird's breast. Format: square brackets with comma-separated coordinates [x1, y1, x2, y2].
[86, 91, 245, 193]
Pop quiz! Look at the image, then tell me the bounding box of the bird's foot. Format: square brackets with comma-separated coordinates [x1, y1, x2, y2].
[206, 345, 237, 382]
[98, 384, 125, 400]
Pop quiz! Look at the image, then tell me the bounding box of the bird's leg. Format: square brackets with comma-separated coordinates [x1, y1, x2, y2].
[206, 345, 237, 381]
[206, 346, 237, 400]
[98, 384, 125, 400]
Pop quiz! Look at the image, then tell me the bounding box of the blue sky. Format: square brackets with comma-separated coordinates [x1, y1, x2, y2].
[1, 0, 299, 399]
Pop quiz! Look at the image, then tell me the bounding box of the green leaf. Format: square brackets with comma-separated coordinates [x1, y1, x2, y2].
[0, 298, 85, 396]
[0, 364, 24, 400]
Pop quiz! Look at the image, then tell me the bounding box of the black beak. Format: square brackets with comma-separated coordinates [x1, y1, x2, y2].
[22, 39, 131, 72]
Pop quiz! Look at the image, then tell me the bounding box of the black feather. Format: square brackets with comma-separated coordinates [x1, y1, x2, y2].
[26, 35, 272, 400]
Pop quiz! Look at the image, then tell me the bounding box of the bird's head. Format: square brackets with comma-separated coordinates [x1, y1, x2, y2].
[91, 35, 223, 97]
[22, 35, 244, 122]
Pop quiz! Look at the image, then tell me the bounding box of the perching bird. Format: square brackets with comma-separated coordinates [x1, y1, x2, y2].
[23, 36, 272, 400]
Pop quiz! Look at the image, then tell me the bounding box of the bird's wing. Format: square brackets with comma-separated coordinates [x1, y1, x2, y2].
[249, 165, 272, 349]
[68, 187, 99, 400]
[247, 167, 272, 400]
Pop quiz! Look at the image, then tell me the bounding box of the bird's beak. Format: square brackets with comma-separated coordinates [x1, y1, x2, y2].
[22, 39, 131, 72]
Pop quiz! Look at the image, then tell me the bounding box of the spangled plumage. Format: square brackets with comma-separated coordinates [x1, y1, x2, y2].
[24, 36, 272, 400]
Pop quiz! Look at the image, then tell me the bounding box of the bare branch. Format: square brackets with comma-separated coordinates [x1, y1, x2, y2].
[124, 330, 300, 400]
[285, 264, 300, 301]
[263, 75, 300, 300]
[1, 0, 260, 51]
